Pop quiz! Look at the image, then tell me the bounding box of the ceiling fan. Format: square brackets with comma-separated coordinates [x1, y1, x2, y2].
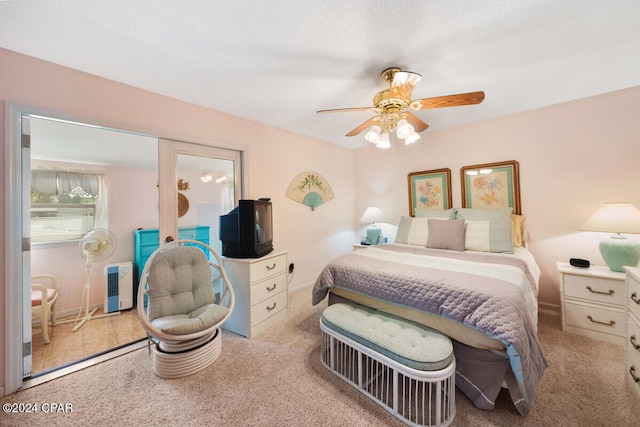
[317, 67, 485, 148]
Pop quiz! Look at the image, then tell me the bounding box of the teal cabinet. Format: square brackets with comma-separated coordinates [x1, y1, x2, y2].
[133, 226, 210, 305]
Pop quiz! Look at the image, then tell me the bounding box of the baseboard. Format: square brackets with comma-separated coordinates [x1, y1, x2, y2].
[288, 281, 315, 294]
[538, 301, 560, 314]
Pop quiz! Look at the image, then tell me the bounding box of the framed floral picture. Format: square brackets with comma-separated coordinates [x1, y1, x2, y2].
[407, 168, 452, 216]
[460, 160, 521, 214]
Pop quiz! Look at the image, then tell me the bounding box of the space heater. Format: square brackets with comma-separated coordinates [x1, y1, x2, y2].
[103, 262, 133, 313]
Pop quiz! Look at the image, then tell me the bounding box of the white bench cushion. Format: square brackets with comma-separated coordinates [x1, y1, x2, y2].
[322, 303, 453, 371]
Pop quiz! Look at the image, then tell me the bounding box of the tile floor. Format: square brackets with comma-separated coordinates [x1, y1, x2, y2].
[31, 308, 146, 375]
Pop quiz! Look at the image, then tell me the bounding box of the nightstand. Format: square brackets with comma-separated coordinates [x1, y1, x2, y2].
[624, 266, 640, 402]
[557, 262, 626, 345]
[353, 244, 370, 252]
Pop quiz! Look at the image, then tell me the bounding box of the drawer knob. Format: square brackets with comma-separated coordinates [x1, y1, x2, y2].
[632, 292, 640, 305]
[586, 315, 615, 327]
[266, 302, 277, 312]
[631, 335, 640, 351]
[266, 284, 277, 292]
[265, 263, 276, 271]
[586, 286, 614, 296]
[630, 366, 640, 384]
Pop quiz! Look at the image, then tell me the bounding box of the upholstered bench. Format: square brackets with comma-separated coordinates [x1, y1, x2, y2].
[320, 303, 456, 427]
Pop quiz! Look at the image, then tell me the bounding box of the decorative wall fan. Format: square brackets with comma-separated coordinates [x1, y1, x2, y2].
[317, 67, 485, 148]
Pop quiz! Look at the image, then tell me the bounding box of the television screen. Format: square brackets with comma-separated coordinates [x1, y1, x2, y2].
[255, 201, 272, 244]
[220, 199, 273, 258]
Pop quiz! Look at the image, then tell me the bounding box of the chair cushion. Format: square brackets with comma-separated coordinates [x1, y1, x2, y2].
[31, 288, 56, 306]
[151, 303, 230, 335]
[146, 246, 216, 322]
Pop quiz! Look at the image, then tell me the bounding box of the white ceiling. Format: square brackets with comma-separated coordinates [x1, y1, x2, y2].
[1, 0, 639, 149]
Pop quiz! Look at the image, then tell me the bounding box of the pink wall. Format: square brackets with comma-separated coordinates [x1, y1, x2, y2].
[354, 86, 640, 306]
[0, 48, 356, 392]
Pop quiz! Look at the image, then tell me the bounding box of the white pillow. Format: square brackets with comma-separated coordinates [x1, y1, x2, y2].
[464, 220, 491, 252]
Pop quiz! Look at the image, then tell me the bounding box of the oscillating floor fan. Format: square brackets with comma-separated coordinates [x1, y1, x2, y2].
[71, 228, 118, 331]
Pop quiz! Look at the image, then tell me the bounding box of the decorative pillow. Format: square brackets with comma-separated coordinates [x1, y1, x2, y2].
[395, 216, 448, 246]
[415, 208, 456, 219]
[426, 219, 465, 251]
[464, 220, 491, 252]
[511, 214, 525, 248]
[456, 208, 514, 253]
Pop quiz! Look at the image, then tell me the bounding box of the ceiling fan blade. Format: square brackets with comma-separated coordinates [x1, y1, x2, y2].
[346, 116, 381, 137]
[410, 91, 485, 110]
[388, 71, 422, 100]
[404, 112, 429, 133]
[317, 106, 377, 114]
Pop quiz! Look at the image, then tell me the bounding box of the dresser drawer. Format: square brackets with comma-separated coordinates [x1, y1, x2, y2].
[627, 313, 640, 400]
[250, 253, 287, 282]
[251, 272, 287, 304]
[628, 274, 640, 318]
[564, 274, 626, 306]
[564, 301, 626, 337]
[251, 290, 287, 326]
[178, 227, 209, 241]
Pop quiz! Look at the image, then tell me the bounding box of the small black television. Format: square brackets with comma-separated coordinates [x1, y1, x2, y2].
[219, 199, 273, 258]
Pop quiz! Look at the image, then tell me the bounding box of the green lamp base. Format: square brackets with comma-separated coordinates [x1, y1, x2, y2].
[599, 235, 640, 272]
[366, 223, 381, 245]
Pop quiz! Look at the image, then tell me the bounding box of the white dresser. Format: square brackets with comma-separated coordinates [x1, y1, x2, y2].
[223, 251, 288, 339]
[624, 267, 640, 401]
[557, 262, 627, 345]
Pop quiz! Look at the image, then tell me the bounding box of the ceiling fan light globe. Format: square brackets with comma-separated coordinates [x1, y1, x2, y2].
[396, 119, 414, 139]
[364, 125, 381, 143]
[376, 133, 391, 149]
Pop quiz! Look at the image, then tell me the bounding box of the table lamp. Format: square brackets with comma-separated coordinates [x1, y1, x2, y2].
[580, 202, 640, 272]
[361, 207, 383, 245]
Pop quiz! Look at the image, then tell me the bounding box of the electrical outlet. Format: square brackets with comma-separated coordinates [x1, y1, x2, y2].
[289, 263, 294, 273]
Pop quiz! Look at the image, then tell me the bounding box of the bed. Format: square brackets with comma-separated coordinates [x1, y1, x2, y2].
[312, 211, 547, 417]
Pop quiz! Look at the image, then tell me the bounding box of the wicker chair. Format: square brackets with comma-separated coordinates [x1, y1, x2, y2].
[137, 240, 235, 378]
[31, 274, 59, 344]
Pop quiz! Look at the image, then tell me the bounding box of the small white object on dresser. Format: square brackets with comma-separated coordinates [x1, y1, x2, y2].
[557, 262, 626, 345]
[624, 266, 640, 401]
[222, 251, 288, 339]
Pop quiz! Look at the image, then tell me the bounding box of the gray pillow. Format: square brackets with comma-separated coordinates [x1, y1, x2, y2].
[456, 208, 513, 253]
[426, 219, 465, 251]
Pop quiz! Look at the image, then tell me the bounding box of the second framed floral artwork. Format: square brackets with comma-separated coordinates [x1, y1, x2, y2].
[460, 160, 521, 214]
[407, 168, 452, 216]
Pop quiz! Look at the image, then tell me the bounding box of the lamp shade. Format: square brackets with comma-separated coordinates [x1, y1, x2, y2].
[360, 207, 383, 224]
[580, 202, 640, 234]
[361, 207, 383, 245]
[580, 202, 640, 272]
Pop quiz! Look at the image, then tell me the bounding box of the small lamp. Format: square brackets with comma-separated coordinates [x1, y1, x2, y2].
[580, 202, 640, 272]
[361, 207, 383, 245]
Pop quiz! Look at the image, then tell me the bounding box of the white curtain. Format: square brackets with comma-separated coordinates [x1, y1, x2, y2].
[222, 182, 234, 214]
[57, 171, 99, 195]
[94, 175, 108, 229]
[31, 169, 101, 196]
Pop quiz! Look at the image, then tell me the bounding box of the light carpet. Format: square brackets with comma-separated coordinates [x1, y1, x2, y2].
[1, 287, 638, 426]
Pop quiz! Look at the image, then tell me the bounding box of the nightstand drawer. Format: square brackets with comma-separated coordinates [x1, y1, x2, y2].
[628, 273, 640, 318]
[251, 290, 287, 326]
[564, 274, 626, 306]
[250, 253, 287, 282]
[564, 301, 626, 337]
[251, 272, 287, 304]
[627, 314, 640, 400]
